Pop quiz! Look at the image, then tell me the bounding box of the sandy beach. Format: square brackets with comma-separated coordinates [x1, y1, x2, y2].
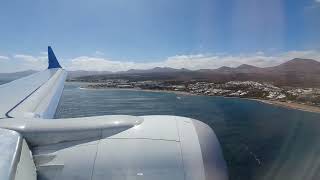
[81, 86, 196, 96]
[252, 99, 320, 113]
[132, 89, 320, 113]
[145, 89, 320, 113]
[147, 90, 320, 113]
[134, 89, 196, 96]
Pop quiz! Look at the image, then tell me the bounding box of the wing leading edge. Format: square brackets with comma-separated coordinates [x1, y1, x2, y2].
[0, 47, 67, 119]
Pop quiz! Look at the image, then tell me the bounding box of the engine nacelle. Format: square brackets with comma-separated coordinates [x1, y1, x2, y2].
[0, 115, 228, 180]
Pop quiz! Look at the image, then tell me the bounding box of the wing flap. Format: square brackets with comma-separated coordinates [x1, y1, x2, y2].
[9, 69, 67, 119]
[0, 70, 59, 118]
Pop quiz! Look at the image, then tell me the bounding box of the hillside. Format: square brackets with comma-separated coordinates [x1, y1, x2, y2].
[75, 58, 320, 87]
[4, 58, 319, 88]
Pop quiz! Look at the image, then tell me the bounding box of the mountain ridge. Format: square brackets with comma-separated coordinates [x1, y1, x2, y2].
[2, 58, 320, 87]
[74, 58, 320, 87]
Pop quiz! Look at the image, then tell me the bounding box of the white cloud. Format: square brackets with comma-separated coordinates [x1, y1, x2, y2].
[0, 55, 9, 60]
[14, 54, 40, 63]
[69, 57, 135, 71]
[305, 0, 320, 9]
[40, 51, 48, 56]
[94, 51, 105, 56]
[13, 54, 47, 70]
[1, 50, 320, 73]
[68, 50, 320, 72]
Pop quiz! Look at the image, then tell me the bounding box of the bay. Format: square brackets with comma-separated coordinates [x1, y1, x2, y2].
[29, 82, 320, 180]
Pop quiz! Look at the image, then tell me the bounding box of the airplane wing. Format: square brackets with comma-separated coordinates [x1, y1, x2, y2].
[0, 47, 228, 180]
[0, 46, 67, 119]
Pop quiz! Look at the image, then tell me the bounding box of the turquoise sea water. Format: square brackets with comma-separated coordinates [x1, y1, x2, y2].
[1, 80, 315, 180]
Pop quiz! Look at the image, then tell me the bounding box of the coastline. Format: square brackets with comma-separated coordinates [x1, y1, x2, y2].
[250, 99, 320, 114]
[80, 86, 320, 113]
[80, 86, 197, 96]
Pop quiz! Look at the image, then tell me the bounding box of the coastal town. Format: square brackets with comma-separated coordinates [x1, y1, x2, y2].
[81, 79, 320, 108]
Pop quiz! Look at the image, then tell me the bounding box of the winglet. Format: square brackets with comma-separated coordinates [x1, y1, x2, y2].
[48, 46, 62, 69]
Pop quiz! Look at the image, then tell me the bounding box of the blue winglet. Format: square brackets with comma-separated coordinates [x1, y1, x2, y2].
[48, 46, 62, 69]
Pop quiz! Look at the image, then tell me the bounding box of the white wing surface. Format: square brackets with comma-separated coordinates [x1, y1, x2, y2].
[0, 47, 67, 119]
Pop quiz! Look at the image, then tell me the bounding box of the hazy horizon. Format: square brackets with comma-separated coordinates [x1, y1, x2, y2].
[1, 56, 320, 74]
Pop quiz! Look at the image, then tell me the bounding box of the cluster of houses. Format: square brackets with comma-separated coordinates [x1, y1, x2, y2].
[188, 81, 320, 105]
[85, 80, 320, 106]
[188, 81, 285, 99]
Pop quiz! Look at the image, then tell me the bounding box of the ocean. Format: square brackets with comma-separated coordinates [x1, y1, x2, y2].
[2, 80, 320, 180]
[55, 82, 320, 180]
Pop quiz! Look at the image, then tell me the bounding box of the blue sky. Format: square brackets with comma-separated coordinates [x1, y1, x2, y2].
[0, 0, 320, 72]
